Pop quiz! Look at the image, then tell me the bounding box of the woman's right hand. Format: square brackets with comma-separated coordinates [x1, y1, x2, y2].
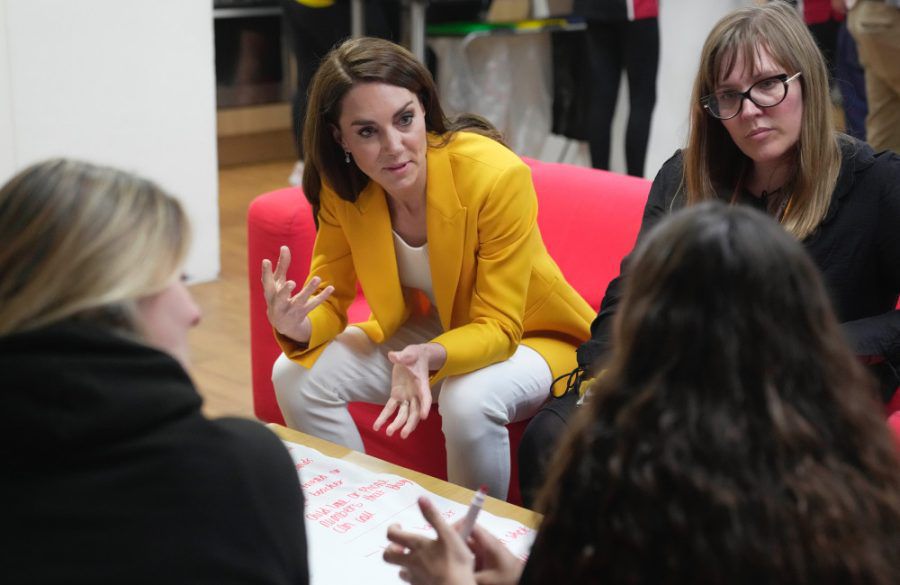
[261, 246, 334, 343]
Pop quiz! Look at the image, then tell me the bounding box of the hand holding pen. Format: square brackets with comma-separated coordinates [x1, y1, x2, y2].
[383, 489, 525, 585]
[458, 485, 488, 540]
[384, 496, 479, 585]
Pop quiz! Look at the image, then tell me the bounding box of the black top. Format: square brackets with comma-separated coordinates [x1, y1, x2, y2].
[0, 321, 309, 585]
[578, 136, 900, 398]
[572, 0, 659, 22]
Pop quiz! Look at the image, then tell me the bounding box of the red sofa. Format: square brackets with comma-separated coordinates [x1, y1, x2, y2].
[247, 158, 652, 503]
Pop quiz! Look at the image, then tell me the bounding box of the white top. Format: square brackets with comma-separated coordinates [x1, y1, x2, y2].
[392, 230, 436, 306]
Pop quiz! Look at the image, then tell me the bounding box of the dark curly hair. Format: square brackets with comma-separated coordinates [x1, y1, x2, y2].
[528, 202, 900, 584]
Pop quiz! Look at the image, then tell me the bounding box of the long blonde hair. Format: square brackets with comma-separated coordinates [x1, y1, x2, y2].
[0, 159, 190, 336]
[683, 1, 840, 240]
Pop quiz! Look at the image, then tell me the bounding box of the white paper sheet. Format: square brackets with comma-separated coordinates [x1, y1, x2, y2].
[282, 440, 536, 585]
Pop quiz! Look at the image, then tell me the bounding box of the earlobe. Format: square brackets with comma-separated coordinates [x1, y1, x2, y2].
[331, 124, 345, 150]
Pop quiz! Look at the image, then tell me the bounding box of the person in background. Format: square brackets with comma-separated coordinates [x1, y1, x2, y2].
[848, 0, 900, 153]
[383, 202, 900, 585]
[575, 0, 659, 177]
[831, 0, 868, 140]
[280, 0, 398, 185]
[518, 0, 900, 508]
[263, 37, 594, 501]
[776, 0, 868, 138]
[780, 0, 844, 84]
[0, 159, 309, 584]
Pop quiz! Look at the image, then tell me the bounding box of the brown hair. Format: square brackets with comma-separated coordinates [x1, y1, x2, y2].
[0, 159, 190, 336]
[530, 202, 900, 584]
[683, 0, 841, 239]
[301, 36, 503, 217]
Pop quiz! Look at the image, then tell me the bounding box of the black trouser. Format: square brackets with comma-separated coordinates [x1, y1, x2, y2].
[584, 18, 659, 177]
[517, 390, 580, 509]
[280, 0, 397, 158]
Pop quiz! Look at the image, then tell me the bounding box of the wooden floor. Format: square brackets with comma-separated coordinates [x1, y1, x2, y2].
[187, 159, 296, 420]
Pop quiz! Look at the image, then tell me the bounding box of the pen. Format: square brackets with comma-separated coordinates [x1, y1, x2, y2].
[459, 484, 487, 540]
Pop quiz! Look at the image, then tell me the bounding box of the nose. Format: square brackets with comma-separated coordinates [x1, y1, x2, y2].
[739, 96, 764, 118]
[180, 283, 202, 328]
[189, 300, 202, 328]
[381, 127, 403, 155]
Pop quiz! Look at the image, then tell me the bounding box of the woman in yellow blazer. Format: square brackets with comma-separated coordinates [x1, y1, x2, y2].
[262, 37, 594, 499]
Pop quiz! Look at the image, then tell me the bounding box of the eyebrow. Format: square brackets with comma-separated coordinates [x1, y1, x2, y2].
[350, 100, 415, 126]
[718, 70, 783, 89]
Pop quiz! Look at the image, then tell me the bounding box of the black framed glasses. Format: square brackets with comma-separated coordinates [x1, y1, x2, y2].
[701, 72, 802, 120]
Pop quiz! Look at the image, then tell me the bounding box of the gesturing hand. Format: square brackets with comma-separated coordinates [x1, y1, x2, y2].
[373, 343, 436, 439]
[383, 497, 477, 585]
[261, 246, 334, 343]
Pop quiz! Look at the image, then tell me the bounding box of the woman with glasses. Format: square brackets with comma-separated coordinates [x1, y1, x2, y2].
[518, 0, 900, 508]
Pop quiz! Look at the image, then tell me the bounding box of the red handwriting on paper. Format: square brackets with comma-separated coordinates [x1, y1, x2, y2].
[413, 508, 457, 532]
[356, 510, 376, 523]
[305, 505, 334, 521]
[384, 479, 412, 490]
[317, 501, 364, 530]
[308, 479, 343, 497]
[301, 474, 329, 489]
[294, 457, 313, 471]
[355, 479, 388, 501]
[498, 526, 531, 546]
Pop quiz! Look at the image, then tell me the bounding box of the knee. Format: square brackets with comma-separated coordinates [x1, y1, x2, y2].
[272, 353, 310, 403]
[518, 401, 575, 508]
[519, 408, 567, 466]
[438, 378, 507, 437]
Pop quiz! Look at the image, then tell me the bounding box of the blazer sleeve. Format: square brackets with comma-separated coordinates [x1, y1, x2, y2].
[841, 153, 900, 398]
[429, 162, 538, 381]
[275, 189, 359, 359]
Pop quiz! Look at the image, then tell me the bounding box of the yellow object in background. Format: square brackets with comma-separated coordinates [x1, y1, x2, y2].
[295, 0, 334, 8]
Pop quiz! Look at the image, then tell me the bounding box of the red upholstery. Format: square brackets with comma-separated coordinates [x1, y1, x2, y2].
[247, 158, 652, 503]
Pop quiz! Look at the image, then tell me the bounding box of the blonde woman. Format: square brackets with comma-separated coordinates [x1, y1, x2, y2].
[519, 0, 900, 506]
[0, 159, 308, 584]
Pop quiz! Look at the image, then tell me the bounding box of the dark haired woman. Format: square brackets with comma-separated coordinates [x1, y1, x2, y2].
[384, 202, 900, 585]
[261, 37, 594, 500]
[518, 0, 900, 506]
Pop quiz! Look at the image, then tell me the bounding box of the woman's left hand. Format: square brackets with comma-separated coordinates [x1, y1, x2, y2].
[383, 497, 477, 585]
[373, 343, 446, 439]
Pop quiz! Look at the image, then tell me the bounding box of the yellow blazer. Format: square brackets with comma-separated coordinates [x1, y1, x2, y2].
[278, 132, 594, 394]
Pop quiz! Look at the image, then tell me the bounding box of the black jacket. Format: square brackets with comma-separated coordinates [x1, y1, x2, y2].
[579, 137, 900, 398]
[0, 321, 309, 585]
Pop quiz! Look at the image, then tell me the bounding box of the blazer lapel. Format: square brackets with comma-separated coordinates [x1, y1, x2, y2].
[344, 181, 406, 334]
[425, 141, 467, 331]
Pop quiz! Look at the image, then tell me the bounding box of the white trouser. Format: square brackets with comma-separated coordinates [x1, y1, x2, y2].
[272, 313, 552, 500]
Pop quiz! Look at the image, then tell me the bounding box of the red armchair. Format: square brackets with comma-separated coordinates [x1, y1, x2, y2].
[247, 158, 651, 503]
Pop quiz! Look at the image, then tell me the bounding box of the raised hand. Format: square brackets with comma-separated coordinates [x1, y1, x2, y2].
[261, 245, 333, 343]
[468, 525, 523, 585]
[373, 343, 443, 439]
[384, 497, 477, 585]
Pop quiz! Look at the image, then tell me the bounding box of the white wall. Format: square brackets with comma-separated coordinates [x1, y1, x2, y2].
[0, 0, 220, 282]
[0, 3, 15, 181]
[639, 0, 751, 178]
